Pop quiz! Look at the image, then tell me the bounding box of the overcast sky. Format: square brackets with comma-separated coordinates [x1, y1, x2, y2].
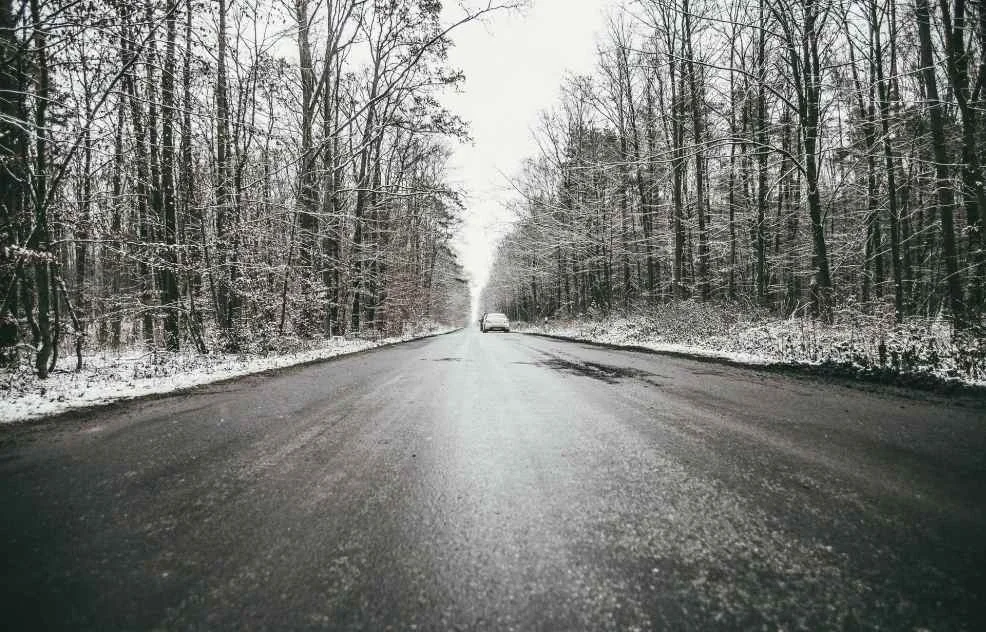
[440, 0, 611, 303]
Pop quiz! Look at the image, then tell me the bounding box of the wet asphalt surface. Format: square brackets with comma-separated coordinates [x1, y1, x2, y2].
[1, 329, 985, 630]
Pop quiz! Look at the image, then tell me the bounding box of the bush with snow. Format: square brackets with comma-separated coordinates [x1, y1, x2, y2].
[1, 323, 456, 423]
[525, 302, 986, 388]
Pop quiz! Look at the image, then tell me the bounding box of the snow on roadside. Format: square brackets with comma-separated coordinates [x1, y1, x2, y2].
[524, 321, 777, 366]
[516, 306, 986, 389]
[1, 327, 456, 424]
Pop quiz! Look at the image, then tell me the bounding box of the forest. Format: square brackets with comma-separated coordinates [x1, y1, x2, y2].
[1, 0, 485, 378]
[481, 0, 986, 348]
[4, 0, 986, 386]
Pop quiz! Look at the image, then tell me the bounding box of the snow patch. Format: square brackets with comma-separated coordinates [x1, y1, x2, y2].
[518, 302, 986, 389]
[1, 327, 455, 424]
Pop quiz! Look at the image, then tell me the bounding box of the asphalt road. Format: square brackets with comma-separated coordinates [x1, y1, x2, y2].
[1, 329, 985, 630]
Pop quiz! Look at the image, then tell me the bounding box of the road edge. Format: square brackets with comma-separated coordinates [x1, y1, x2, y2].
[0, 328, 462, 430]
[520, 331, 986, 407]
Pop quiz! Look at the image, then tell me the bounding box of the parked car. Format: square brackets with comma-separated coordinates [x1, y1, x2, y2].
[481, 312, 510, 333]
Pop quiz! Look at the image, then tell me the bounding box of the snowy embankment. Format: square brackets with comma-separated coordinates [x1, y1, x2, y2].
[1, 326, 456, 424]
[517, 301, 986, 392]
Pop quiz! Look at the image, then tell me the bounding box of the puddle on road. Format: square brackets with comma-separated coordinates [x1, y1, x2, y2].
[690, 369, 725, 377]
[516, 356, 665, 386]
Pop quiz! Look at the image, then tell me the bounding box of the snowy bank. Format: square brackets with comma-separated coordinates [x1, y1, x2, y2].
[1, 327, 457, 424]
[516, 302, 986, 392]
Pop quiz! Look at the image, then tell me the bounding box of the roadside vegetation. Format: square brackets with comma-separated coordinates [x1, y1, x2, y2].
[1, 322, 454, 423]
[515, 301, 986, 390]
[1, 0, 491, 380]
[482, 0, 986, 388]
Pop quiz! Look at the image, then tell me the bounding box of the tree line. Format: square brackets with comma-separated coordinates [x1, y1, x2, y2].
[0, 0, 495, 377]
[482, 0, 986, 332]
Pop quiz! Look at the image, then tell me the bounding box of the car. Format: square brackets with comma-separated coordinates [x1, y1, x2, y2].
[481, 312, 510, 333]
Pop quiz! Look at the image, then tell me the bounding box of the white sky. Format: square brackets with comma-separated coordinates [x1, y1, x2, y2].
[440, 0, 611, 303]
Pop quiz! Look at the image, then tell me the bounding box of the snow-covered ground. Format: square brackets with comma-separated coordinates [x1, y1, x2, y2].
[1, 327, 456, 424]
[5, 305, 983, 424]
[516, 301, 986, 390]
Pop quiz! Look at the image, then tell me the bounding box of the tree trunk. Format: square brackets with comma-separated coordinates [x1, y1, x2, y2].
[916, 0, 965, 323]
[683, 0, 709, 301]
[214, 0, 237, 346]
[29, 0, 53, 377]
[0, 0, 29, 319]
[801, 0, 833, 320]
[869, 0, 904, 320]
[754, 8, 769, 306]
[160, 0, 180, 351]
[939, 0, 985, 314]
[180, 0, 206, 352]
